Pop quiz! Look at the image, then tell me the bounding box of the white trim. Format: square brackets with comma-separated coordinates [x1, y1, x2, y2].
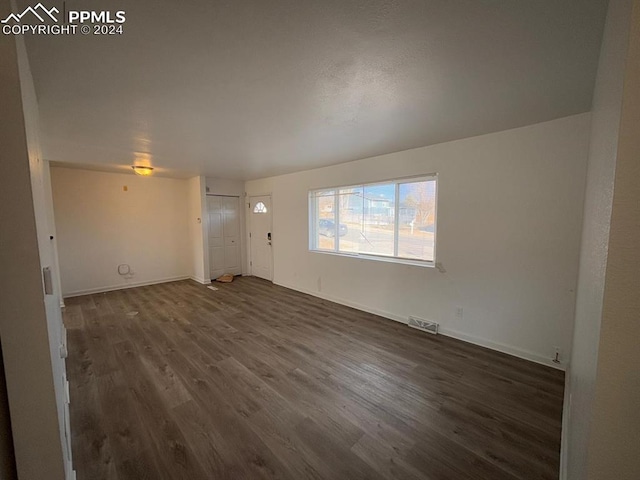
[559, 363, 572, 480]
[249, 194, 273, 281]
[393, 182, 400, 257]
[62, 275, 191, 298]
[428, 177, 438, 262]
[190, 276, 211, 285]
[309, 249, 436, 268]
[246, 191, 272, 198]
[335, 191, 340, 250]
[437, 327, 564, 371]
[274, 280, 565, 371]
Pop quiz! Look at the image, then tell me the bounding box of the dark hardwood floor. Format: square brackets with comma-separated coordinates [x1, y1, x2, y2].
[64, 277, 565, 480]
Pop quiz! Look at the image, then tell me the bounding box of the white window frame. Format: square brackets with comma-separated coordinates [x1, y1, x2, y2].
[308, 174, 438, 267]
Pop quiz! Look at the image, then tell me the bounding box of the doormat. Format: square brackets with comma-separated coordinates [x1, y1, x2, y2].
[215, 274, 234, 283]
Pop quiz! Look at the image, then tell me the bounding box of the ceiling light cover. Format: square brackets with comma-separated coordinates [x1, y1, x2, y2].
[132, 165, 154, 176]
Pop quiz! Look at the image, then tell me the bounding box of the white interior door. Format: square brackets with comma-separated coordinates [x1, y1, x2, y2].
[250, 195, 273, 281]
[208, 196, 225, 280]
[222, 197, 241, 275]
[33, 162, 74, 477]
[208, 195, 241, 280]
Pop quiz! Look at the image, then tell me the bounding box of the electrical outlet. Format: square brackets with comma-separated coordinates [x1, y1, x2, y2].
[455, 306, 463, 318]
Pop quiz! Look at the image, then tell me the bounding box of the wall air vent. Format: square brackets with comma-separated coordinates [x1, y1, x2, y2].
[408, 316, 439, 335]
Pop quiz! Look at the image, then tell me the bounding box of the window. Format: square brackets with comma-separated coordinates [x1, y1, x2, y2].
[309, 175, 437, 265]
[253, 201, 268, 213]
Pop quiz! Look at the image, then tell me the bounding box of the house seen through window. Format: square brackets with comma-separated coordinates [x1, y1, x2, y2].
[253, 201, 268, 213]
[309, 176, 437, 264]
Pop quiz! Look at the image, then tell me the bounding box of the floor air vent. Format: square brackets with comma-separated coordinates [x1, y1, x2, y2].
[408, 316, 439, 335]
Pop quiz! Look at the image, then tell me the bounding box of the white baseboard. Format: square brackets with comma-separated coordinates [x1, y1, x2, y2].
[559, 364, 572, 480]
[190, 276, 211, 285]
[437, 326, 564, 370]
[63, 275, 191, 298]
[274, 280, 565, 371]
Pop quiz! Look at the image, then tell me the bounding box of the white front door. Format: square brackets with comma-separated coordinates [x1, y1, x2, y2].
[250, 195, 273, 281]
[208, 196, 241, 280]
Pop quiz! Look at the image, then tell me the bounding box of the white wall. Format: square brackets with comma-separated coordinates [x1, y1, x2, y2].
[587, 2, 640, 476]
[206, 177, 249, 275]
[206, 177, 245, 197]
[246, 114, 591, 368]
[560, 0, 635, 478]
[187, 176, 208, 283]
[0, 5, 67, 478]
[51, 168, 192, 297]
[562, 0, 640, 478]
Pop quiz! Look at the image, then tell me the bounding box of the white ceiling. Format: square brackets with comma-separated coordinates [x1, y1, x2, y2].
[22, 0, 608, 180]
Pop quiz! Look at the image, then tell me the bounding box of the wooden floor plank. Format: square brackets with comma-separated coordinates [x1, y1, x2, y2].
[66, 277, 565, 480]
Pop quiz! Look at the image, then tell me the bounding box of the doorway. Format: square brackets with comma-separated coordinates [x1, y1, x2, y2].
[207, 195, 241, 280]
[249, 195, 273, 281]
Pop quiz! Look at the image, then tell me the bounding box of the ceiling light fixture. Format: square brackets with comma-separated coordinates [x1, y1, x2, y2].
[131, 165, 154, 176]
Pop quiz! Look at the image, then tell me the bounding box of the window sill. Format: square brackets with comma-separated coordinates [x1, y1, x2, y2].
[309, 249, 435, 268]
